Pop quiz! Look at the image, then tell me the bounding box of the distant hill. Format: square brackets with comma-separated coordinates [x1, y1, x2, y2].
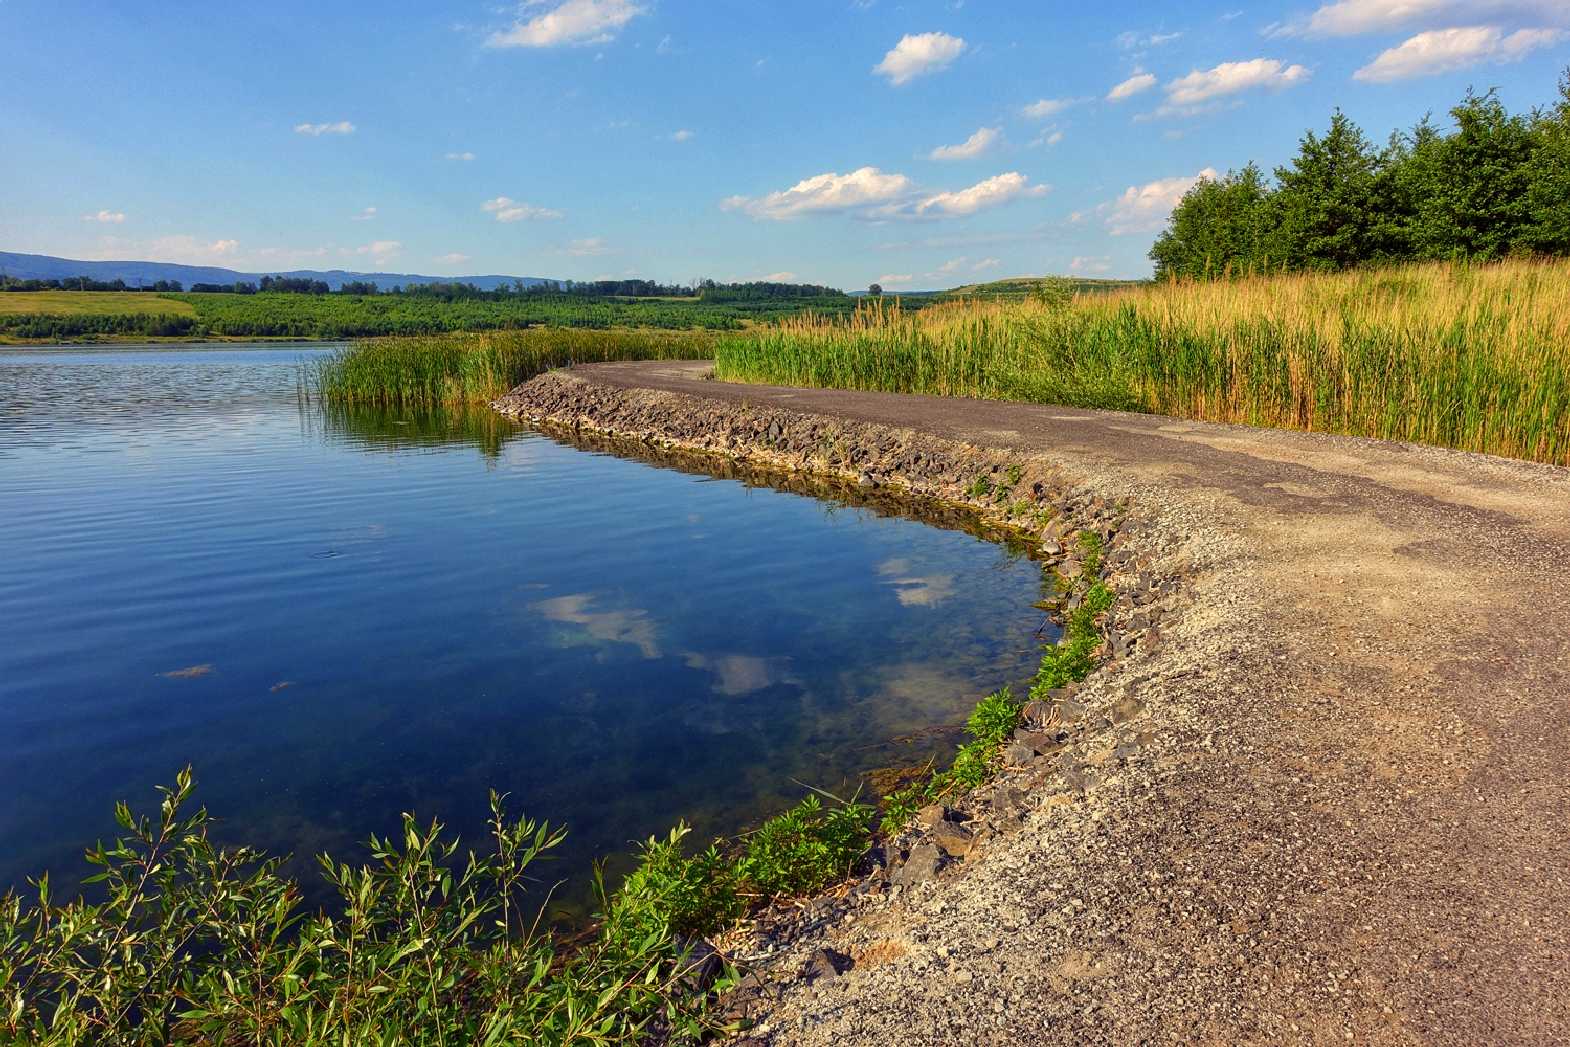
[0, 251, 553, 293]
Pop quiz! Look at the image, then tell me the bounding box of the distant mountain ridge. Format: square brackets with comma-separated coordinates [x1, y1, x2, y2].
[0, 251, 554, 293]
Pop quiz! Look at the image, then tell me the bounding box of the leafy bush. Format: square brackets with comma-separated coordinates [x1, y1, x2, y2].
[737, 795, 874, 899]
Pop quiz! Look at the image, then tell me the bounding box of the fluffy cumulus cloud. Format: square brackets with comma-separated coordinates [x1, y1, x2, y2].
[1165, 59, 1311, 107]
[929, 126, 1000, 161]
[762, 271, 797, 281]
[725, 168, 1046, 221]
[1070, 255, 1113, 274]
[434, 252, 471, 266]
[483, 196, 564, 222]
[1355, 25, 1565, 80]
[876, 273, 915, 286]
[90, 235, 243, 265]
[351, 207, 377, 221]
[1107, 72, 1158, 101]
[1021, 97, 1075, 119]
[722, 167, 913, 219]
[670, 129, 695, 142]
[445, 151, 476, 162]
[294, 121, 354, 136]
[1292, 0, 1568, 36]
[487, 0, 646, 48]
[913, 172, 1048, 217]
[82, 209, 126, 224]
[873, 32, 966, 85]
[1105, 168, 1218, 235]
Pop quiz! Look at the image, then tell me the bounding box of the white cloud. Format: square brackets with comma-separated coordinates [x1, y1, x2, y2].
[434, 252, 471, 265]
[294, 121, 354, 136]
[1117, 30, 1184, 50]
[82, 209, 126, 224]
[353, 241, 402, 266]
[1108, 72, 1158, 101]
[912, 172, 1049, 217]
[1166, 59, 1311, 106]
[727, 168, 1046, 222]
[1070, 255, 1113, 274]
[351, 207, 377, 221]
[876, 273, 915, 285]
[482, 196, 564, 222]
[1038, 130, 1065, 146]
[1293, 0, 1567, 37]
[973, 257, 1001, 272]
[929, 126, 1000, 161]
[100, 235, 243, 265]
[762, 271, 798, 281]
[1106, 168, 1218, 235]
[487, 0, 646, 48]
[1021, 97, 1075, 118]
[1354, 25, 1565, 81]
[873, 32, 966, 85]
[445, 151, 476, 161]
[670, 128, 695, 142]
[722, 167, 913, 219]
[566, 237, 613, 255]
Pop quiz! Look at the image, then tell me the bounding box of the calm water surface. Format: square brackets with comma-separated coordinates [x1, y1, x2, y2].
[0, 345, 1048, 899]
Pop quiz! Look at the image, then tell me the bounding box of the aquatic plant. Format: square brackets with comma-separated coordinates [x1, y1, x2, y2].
[714, 258, 1570, 466]
[310, 327, 717, 407]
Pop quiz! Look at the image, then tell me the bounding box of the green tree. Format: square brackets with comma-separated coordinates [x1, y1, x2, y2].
[1270, 110, 1380, 270]
[1410, 89, 1537, 259]
[1150, 165, 1275, 279]
[1523, 69, 1570, 253]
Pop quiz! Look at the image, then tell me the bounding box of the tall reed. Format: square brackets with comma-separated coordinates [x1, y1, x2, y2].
[312, 327, 716, 407]
[715, 260, 1570, 466]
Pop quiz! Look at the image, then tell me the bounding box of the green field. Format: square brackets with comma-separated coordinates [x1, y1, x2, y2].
[0, 290, 194, 317]
[0, 289, 862, 342]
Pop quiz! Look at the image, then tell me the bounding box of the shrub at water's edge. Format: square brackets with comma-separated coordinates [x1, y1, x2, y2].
[714, 259, 1570, 466]
[312, 327, 717, 407]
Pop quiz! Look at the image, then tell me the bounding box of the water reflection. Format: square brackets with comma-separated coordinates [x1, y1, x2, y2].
[1, 345, 1054, 914]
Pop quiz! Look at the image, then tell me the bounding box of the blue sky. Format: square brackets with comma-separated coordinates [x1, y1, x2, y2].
[3, 1, 1568, 287]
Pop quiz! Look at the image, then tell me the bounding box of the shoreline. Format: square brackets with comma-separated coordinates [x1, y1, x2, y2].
[492, 362, 1570, 1045]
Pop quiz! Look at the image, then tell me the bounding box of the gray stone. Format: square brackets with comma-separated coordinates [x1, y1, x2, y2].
[1108, 696, 1147, 724]
[890, 842, 942, 887]
[803, 947, 852, 983]
[931, 818, 976, 858]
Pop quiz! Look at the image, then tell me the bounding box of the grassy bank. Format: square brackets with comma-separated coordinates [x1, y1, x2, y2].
[715, 260, 1570, 466]
[311, 328, 716, 407]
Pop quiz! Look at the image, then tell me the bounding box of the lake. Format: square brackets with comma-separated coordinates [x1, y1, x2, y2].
[0, 344, 1050, 905]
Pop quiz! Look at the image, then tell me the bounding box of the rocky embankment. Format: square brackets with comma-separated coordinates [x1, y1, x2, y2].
[494, 363, 1570, 1046]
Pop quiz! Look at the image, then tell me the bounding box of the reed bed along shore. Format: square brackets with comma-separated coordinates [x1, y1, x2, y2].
[715, 260, 1570, 467]
[311, 327, 716, 407]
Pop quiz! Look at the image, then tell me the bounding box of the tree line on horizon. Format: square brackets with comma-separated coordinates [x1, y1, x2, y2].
[1151, 70, 1570, 280]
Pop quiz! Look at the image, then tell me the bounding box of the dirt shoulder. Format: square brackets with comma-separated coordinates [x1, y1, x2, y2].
[496, 361, 1570, 1046]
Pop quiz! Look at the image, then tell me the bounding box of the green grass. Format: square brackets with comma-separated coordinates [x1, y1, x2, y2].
[714, 259, 1570, 467]
[311, 328, 716, 407]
